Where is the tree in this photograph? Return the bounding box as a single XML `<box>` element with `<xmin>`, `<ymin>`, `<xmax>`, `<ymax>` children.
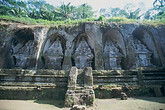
<box><xmin>75</xmin><ymin>3</ymin><xmax>94</xmax><ymax>19</ymax></box>
<box><xmin>123</xmin><ymin>3</ymin><xmax>142</xmax><ymax>19</ymax></box>
<box><xmin>27</xmin><ymin>0</ymin><xmax>56</xmax><ymax>20</ymax></box>
<box><xmin>153</xmin><ymin>0</ymin><xmax>165</xmax><ymax>19</ymax></box>
<box><xmin>99</xmin><ymin>3</ymin><xmax>142</xmax><ymax>19</ymax></box>
<box><xmin>0</xmin><ymin>0</ymin><xmax>28</xmax><ymax>17</ymax></box>
<box><xmin>153</xmin><ymin>0</ymin><xmax>165</xmax><ymax>8</ymax></box>
<box><xmin>98</xmin><ymin>15</ymin><xmax>105</xmax><ymax>21</ymax></box>
<box><xmin>99</xmin><ymin>8</ymin><xmax>106</xmax><ymax>17</ymax></box>
<box><xmin>145</xmin><ymin>0</ymin><xmax>165</xmax><ymax>19</ymax></box>
<box><xmin>108</xmin><ymin>8</ymin><xmax>128</xmax><ymax>17</ymax></box>
<box><xmin>54</xmin><ymin>2</ymin><xmax>76</xmax><ymax>20</ymax></box>
<box><xmin>0</xmin><ymin>0</ymin><xmax>94</xmax><ymax>21</ymax></box>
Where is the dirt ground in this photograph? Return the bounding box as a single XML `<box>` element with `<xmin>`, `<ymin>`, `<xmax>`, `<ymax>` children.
<box><xmin>0</xmin><ymin>97</ymin><xmax>165</xmax><ymax>110</ymax></box>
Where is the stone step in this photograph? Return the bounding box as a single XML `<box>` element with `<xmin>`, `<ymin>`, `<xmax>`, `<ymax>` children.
<box><xmin>143</xmin><ymin>77</ymin><xmax>165</xmax><ymax>80</ymax></box>
<box><xmin>93</xmin><ymin>82</ymin><xmax>138</xmax><ymax>85</ymax></box>
<box><xmin>93</xmin><ymin>75</ymin><xmax>137</xmax><ymax>78</ymax></box>
<box><xmin>67</xmin><ymin>90</ymin><xmax>93</xmax><ymax>94</ymax></box>
<box><xmin>143</xmin><ymin>80</ymin><xmax>165</xmax><ymax>85</ymax></box>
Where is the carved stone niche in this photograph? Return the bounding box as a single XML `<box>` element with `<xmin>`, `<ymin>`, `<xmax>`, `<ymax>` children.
<box><xmin>103</xmin><ymin>41</ymin><xmax>123</xmax><ymax>70</ymax></box>
<box><xmin>134</xmin><ymin>39</ymin><xmax>153</xmax><ymax>67</ymax></box>
<box><xmin>11</xmin><ymin>29</ymin><xmax>36</xmax><ymax>69</ymax></box>
<box><xmin>42</xmin><ymin>37</ymin><xmax>64</xmax><ymax>69</ymax></box>
<box><xmin>72</xmin><ymin>37</ymin><xmax>94</xmax><ymax>69</ymax></box>
<box><xmin>42</xmin><ymin>36</ymin><xmax>64</xmax><ymax>70</ymax></box>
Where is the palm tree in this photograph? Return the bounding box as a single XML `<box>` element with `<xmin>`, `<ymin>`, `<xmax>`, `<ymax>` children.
<box><xmin>54</xmin><ymin>2</ymin><xmax>76</xmax><ymax>20</ymax></box>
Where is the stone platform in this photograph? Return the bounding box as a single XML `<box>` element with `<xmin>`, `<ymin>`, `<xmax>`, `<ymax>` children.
<box><xmin>65</xmin><ymin>67</ymin><xmax>95</xmax><ymax>107</ymax></box>
<box><xmin>0</xmin><ymin>68</ymin><xmax>165</xmax><ymax>100</ymax></box>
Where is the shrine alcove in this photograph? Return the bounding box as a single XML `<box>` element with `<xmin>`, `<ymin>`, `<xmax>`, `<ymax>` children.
<box><xmin>11</xmin><ymin>28</ymin><xmax>36</xmax><ymax>69</ymax></box>
<box><xmin>72</xmin><ymin>33</ymin><xmax>95</xmax><ymax>69</ymax></box>
<box><xmin>41</xmin><ymin>33</ymin><xmax>66</xmax><ymax>69</ymax></box>
<box><xmin>132</xmin><ymin>27</ymin><xmax>161</xmax><ymax>67</ymax></box>
<box><xmin>102</xmin><ymin>29</ymin><xmax>126</xmax><ymax>70</ymax></box>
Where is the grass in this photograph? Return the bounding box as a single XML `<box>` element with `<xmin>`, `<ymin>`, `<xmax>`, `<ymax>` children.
<box><xmin>0</xmin><ymin>15</ymin><xmax>97</xmax><ymax>26</ymax></box>
<box><xmin>142</xmin><ymin>18</ymin><xmax>165</xmax><ymax>26</ymax></box>
<box><xmin>108</xmin><ymin>17</ymin><xmax>136</xmax><ymax>23</ymax></box>
<box><xmin>0</xmin><ymin>15</ymin><xmax>165</xmax><ymax>27</ymax></box>
<box><xmin>0</xmin><ymin>15</ymin><xmax>60</xmax><ymax>25</ymax></box>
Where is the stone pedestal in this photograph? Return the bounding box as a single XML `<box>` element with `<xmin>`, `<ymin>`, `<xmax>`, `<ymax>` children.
<box><xmin>84</xmin><ymin>67</ymin><xmax>93</xmax><ymax>88</ymax></box>
<box><xmin>65</xmin><ymin>67</ymin><xmax>95</xmax><ymax>107</ymax></box>
<box><xmin>68</xmin><ymin>67</ymin><xmax>78</xmax><ymax>89</ymax></box>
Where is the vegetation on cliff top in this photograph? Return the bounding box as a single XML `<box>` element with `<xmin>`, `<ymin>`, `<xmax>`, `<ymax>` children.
<box><xmin>0</xmin><ymin>15</ymin><xmax>165</xmax><ymax>27</ymax></box>
<box><xmin>0</xmin><ymin>0</ymin><xmax>164</xmax><ymax>26</ymax></box>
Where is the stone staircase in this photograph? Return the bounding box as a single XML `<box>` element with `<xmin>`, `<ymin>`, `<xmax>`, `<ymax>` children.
<box><xmin>142</xmin><ymin>69</ymin><xmax>165</xmax><ymax>85</ymax></box>
<box><xmin>65</xmin><ymin>67</ymin><xmax>95</xmax><ymax>107</ymax></box>
<box><xmin>0</xmin><ymin>68</ymin><xmax>164</xmax><ymax>100</ymax></box>
<box><xmin>92</xmin><ymin>70</ymin><xmax>138</xmax><ymax>85</ymax></box>
<box><xmin>142</xmin><ymin>69</ymin><xmax>165</xmax><ymax>96</ymax></box>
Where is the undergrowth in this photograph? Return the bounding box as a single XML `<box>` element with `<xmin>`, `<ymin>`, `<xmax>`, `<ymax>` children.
<box><xmin>0</xmin><ymin>15</ymin><xmax>165</xmax><ymax>27</ymax></box>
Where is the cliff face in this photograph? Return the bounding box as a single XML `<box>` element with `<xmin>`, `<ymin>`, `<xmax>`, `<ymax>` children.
<box><xmin>0</xmin><ymin>22</ymin><xmax>164</xmax><ymax>70</ymax></box>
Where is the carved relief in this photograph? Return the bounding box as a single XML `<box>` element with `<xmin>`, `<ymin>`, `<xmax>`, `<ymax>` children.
<box><xmin>42</xmin><ymin>37</ymin><xmax>64</xmax><ymax>69</ymax></box>
<box><xmin>72</xmin><ymin>37</ymin><xmax>94</xmax><ymax>69</ymax></box>
<box><xmin>103</xmin><ymin>41</ymin><xmax>123</xmax><ymax>70</ymax></box>
<box><xmin>134</xmin><ymin>39</ymin><xmax>153</xmax><ymax>67</ymax></box>
<box><xmin>11</xmin><ymin>39</ymin><xmax>37</xmax><ymax>69</ymax></box>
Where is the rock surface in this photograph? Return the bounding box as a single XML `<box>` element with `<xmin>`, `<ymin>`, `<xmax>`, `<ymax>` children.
<box><xmin>65</xmin><ymin>67</ymin><xmax>95</xmax><ymax>107</ymax></box>
<box><xmin>0</xmin><ymin>22</ymin><xmax>165</xmax><ymax>70</ymax></box>
<box><xmin>70</xmin><ymin>105</ymin><xmax>86</xmax><ymax>110</ymax></box>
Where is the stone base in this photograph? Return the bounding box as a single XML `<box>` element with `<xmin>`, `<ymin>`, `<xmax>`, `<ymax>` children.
<box><xmin>70</xmin><ymin>105</ymin><xmax>86</xmax><ymax>110</ymax></box>
<box><xmin>65</xmin><ymin>88</ymin><xmax>95</xmax><ymax>107</ymax></box>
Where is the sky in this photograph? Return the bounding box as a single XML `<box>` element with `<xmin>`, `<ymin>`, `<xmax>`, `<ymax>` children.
<box><xmin>45</xmin><ymin>0</ymin><xmax>154</xmax><ymax>12</ymax></box>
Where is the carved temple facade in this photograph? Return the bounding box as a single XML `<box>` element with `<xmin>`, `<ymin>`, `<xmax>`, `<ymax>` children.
<box><xmin>0</xmin><ymin>22</ymin><xmax>164</xmax><ymax>70</ymax></box>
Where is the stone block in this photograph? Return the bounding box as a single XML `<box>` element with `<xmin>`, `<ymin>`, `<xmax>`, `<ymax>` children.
<box><xmin>121</xmin><ymin>92</ymin><xmax>127</xmax><ymax>100</ymax></box>
<box><xmin>154</xmin><ymin>86</ymin><xmax>162</xmax><ymax>97</ymax></box>
<box><xmin>65</xmin><ymin>67</ymin><xmax>95</xmax><ymax>107</ymax></box>
<box><xmin>84</xmin><ymin>67</ymin><xmax>93</xmax><ymax>87</ymax></box>
<box><xmin>70</xmin><ymin>105</ymin><xmax>86</xmax><ymax>110</ymax></box>
<box><xmin>68</xmin><ymin>67</ymin><xmax>78</xmax><ymax>88</ymax></box>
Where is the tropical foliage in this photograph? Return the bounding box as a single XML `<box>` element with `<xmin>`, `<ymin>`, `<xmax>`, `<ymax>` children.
<box><xmin>0</xmin><ymin>0</ymin><xmax>94</xmax><ymax>21</ymax></box>
<box><xmin>0</xmin><ymin>0</ymin><xmax>164</xmax><ymax>23</ymax></box>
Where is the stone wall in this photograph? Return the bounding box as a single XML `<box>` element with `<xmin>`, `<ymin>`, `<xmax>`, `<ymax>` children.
<box><xmin>0</xmin><ymin>68</ymin><xmax>164</xmax><ymax>86</ymax></box>
<box><xmin>0</xmin><ymin>22</ymin><xmax>165</xmax><ymax>70</ymax></box>
<box><xmin>0</xmin><ymin>68</ymin><xmax>164</xmax><ymax>99</ymax></box>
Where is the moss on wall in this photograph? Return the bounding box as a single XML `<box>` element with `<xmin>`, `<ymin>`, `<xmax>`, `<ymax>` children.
<box><xmin>0</xmin><ymin>87</ymin><xmax>67</xmax><ymax>100</ymax></box>
<box><xmin>94</xmin><ymin>85</ymin><xmax>155</xmax><ymax>99</ymax></box>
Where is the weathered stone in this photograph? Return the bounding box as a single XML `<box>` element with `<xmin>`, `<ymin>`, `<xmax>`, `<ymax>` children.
<box><xmin>84</xmin><ymin>67</ymin><xmax>93</xmax><ymax>88</ymax></box>
<box><xmin>153</xmin><ymin>86</ymin><xmax>162</xmax><ymax>97</ymax></box>
<box><xmin>72</xmin><ymin>38</ymin><xmax>94</xmax><ymax>69</ymax></box>
<box><xmin>65</xmin><ymin>67</ymin><xmax>95</xmax><ymax>107</ymax></box>
<box><xmin>42</xmin><ymin>37</ymin><xmax>64</xmax><ymax>69</ymax></box>
<box><xmin>121</xmin><ymin>92</ymin><xmax>127</xmax><ymax>100</ymax></box>
<box><xmin>70</xmin><ymin>105</ymin><xmax>86</xmax><ymax>110</ymax></box>
<box><xmin>0</xmin><ymin>22</ymin><xmax>165</xmax><ymax>70</ymax></box>
<box><xmin>68</xmin><ymin>67</ymin><xmax>78</xmax><ymax>88</ymax></box>
<box><xmin>103</xmin><ymin>40</ymin><xmax>123</xmax><ymax>70</ymax></box>
<box><xmin>11</xmin><ymin>40</ymin><xmax>37</xmax><ymax>69</ymax></box>
<box><xmin>134</xmin><ymin>39</ymin><xmax>153</xmax><ymax>67</ymax></box>
<box><xmin>10</xmin><ymin>27</ymin><xmax>48</xmax><ymax>69</ymax></box>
